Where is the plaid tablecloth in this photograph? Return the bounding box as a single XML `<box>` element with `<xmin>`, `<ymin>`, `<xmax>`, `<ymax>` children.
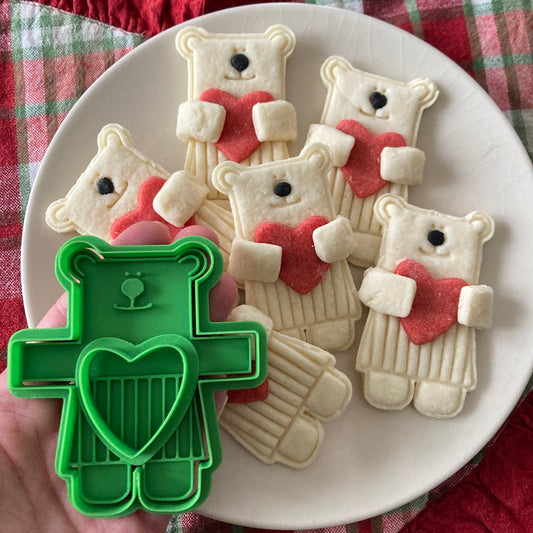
<box><xmin>1</xmin><ymin>0</ymin><xmax>531</xmax><ymax>531</ymax></box>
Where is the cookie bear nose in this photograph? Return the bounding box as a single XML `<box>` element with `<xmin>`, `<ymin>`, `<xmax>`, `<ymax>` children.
<box><xmin>231</xmin><ymin>53</ymin><xmax>249</xmax><ymax>72</ymax></box>
<box><xmin>96</xmin><ymin>177</ymin><xmax>114</xmax><ymax>195</ymax></box>
<box><xmin>369</xmin><ymin>91</ymin><xmax>387</xmax><ymax>109</ymax></box>
<box><xmin>427</xmin><ymin>229</ymin><xmax>445</xmax><ymax>246</ymax></box>
<box><xmin>274</xmin><ymin>182</ymin><xmax>292</xmax><ymax>197</ymax></box>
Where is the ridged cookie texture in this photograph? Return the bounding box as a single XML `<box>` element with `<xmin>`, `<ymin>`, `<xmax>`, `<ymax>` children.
<box><xmin>221</xmin><ymin>306</ymin><xmax>352</xmax><ymax>468</ymax></box>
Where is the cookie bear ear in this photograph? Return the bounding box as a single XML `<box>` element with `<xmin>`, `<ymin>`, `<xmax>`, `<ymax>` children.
<box><xmin>212</xmin><ymin>161</ymin><xmax>242</xmax><ymax>195</ymax></box>
<box><xmin>264</xmin><ymin>25</ymin><xmax>295</xmax><ymax>57</ymax></box>
<box><xmin>466</xmin><ymin>211</ymin><xmax>495</xmax><ymax>243</ymax></box>
<box><xmin>374</xmin><ymin>193</ymin><xmax>407</xmax><ymax>225</ymax></box>
<box><xmin>45</xmin><ymin>198</ymin><xmax>75</xmax><ymax>232</ymax></box>
<box><xmin>321</xmin><ymin>55</ymin><xmax>353</xmax><ymax>85</ymax></box>
<box><xmin>96</xmin><ymin>123</ymin><xmax>133</xmax><ymax>151</ymax></box>
<box><xmin>408</xmin><ymin>78</ymin><xmax>439</xmax><ymax>108</ymax></box>
<box><xmin>300</xmin><ymin>143</ymin><xmax>332</xmax><ymax>173</ymax></box>
<box><xmin>176</xmin><ymin>26</ymin><xmax>208</xmax><ymax>58</ymax></box>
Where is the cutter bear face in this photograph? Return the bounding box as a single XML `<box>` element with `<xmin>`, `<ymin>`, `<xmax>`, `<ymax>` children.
<box><xmin>212</xmin><ymin>143</ymin><xmax>333</xmax><ymax>239</ymax></box>
<box><xmin>177</xmin><ymin>25</ymin><xmax>295</xmax><ymax>99</ymax></box>
<box><xmin>374</xmin><ymin>194</ymin><xmax>495</xmax><ymax>283</ymax></box>
<box><xmin>321</xmin><ymin>56</ymin><xmax>438</xmax><ymax>143</ymax></box>
<box><xmin>45</xmin><ymin>124</ymin><xmax>169</xmax><ymax>241</ymax></box>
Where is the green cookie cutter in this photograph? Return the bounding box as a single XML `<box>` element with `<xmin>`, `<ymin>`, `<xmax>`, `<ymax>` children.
<box><xmin>8</xmin><ymin>235</ymin><xmax>267</xmax><ymax>517</ymax></box>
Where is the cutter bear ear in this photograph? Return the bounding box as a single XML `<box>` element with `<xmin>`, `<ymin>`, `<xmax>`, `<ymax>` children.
<box><xmin>300</xmin><ymin>143</ymin><xmax>332</xmax><ymax>173</ymax></box>
<box><xmin>320</xmin><ymin>55</ymin><xmax>353</xmax><ymax>85</ymax></box>
<box><xmin>466</xmin><ymin>211</ymin><xmax>495</xmax><ymax>242</ymax></box>
<box><xmin>374</xmin><ymin>194</ymin><xmax>407</xmax><ymax>225</ymax></box>
<box><xmin>96</xmin><ymin>123</ymin><xmax>133</xmax><ymax>151</ymax></box>
<box><xmin>176</xmin><ymin>26</ymin><xmax>209</xmax><ymax>58</ymax></box>
<box><xmin>408</xmin><ymin>78</ymin><xmax>439</xmax><ymax>108</ymax></box>
<box><xmin>212</xmin><ymin>161</ymin><xmax>242</xmax><ymax>195</ymax></box>
<box><xmin>264</xmin><ymin>25</ymin><xmax>295</xmax><ymax>57</ymax></box>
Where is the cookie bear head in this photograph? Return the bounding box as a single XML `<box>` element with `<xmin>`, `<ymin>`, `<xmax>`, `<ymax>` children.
<box><xmin>320</xmin><ymin>56</ymin><xmax>438</xmax><ymax>144</ymax></box>
<box><xmin>46</xmin><ymin>124</ymin><xmax>169</xmax><ymax>242</ymax></box>
<box><xmin>176</xmin><ymin>25</ymin><xmax>295</xmax><ymax>100</ymax></box>
<box><xmin>374</xmin><ymin>194</ymin><xmax>494</xmax><ymax>284</ymax></box>
<box><xmin>212</xmin><ymin>143</ymin><xmax>333</xmax><ymax>239</ymax></box>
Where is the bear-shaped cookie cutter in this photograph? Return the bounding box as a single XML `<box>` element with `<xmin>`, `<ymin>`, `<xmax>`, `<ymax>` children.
<box><xmin>8</xmin><ymin>235</ymin><xmax>267</xmax><ymax>516</ymax></box>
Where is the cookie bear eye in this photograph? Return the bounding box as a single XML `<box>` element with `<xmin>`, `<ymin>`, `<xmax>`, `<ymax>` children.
<box><xmin>96</xmin><ymin>177</ymin><xmax>114</xmax><ymax>195</ymax></box>
<box><xmin>427</xmin><ymin>229</ymin><xmax>445</xmax><ymax>246</ymax></box>
<box><xmin>274</xmin><ymin>182</ymin><xmax>292</xmax><ymax>197</ymax></box>
<box><xmin>369</xmin><ymin>91</ymin><xmax>387</xmax><ymax>109</ymax></box>
<box><xmin>231</xmin><ymin>53</ymin><xmax>249</xmax><ymax>72</ymax></box>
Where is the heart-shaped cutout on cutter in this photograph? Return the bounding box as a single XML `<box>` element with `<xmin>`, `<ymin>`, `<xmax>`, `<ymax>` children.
<box><xmin>76</xmin><ymin>335</ymin><xmax>199</xmax><ymax>465</ymax></box>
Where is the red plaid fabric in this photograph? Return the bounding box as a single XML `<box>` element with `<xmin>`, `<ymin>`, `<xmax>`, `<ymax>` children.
<box><xmin>0</xmin><ymin>1</ymin><xmax>531</xmax><ymax>532</ymax></box>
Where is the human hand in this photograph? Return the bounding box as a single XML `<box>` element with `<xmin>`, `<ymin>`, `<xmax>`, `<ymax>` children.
<box><xmin>0</xmin><ymin>222</ymin><xmax>238</xmax><ymax>533</ymax></box>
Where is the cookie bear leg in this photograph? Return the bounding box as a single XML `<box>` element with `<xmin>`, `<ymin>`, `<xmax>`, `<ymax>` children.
<box><xmin>305</xmin><ymin>367</ymin><xmax>352</xmax><ymax>419</ymax></box>
<box><xmin>413</xmin><ymin>381</ymin><xmax>467</xmax><ymax>418</ymax></box>
<box><xmin>363</xmin><ymin>370</ymin><xmax>414</xmax><ymax>410</ymax></box>
<box><xmin>306</xmin><ymin>317</ymin><xmax>355</xmax><ymax>352</ymax></box>
<box><xmin>277</xmin><ymin>413</ymin><xmax>324</xmax><ymax>466</ymax></box>
<box><xmin>221</xmin><ymin>401</ymin><xmax>324</xmax><ymax>468</ymax></box>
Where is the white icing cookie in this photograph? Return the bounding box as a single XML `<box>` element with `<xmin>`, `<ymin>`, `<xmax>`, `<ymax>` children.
<box><xmin>212</xmin><ymin>143</ymin><xmax>361</xmax><ymax>352</ymax></box>
<box><xmin>46</xmin><ymin>124</ymin><xmax>169</xmax><ymax>241</ymax></box>
<box><xmin>307</xmin><ymin>56</ymin><xmax>438</xmax><ymax>267</ymax></box>
<box><xmin>356</xmin><ymin>194</ymin><xmax>494</xmax><ymax>418</ymax></box>
<box><xmin>175</xmin><ymin>25</ymin><xmax>297</xmax><ymax>203</ymax></box>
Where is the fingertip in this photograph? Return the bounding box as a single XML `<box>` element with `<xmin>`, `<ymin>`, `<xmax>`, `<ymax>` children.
<box><xmin>175</xmin><ymin>225</ymin><xmax>220</xmax><ymax>246</ymax></box>
<box><xmin>37</xmin><ymin>292</ymin><xmax>68</xmax><ymax>328</ymax></box>
<box><xmin>209</xmin><ymin>272</ymin><xmax>239</xmax><ymax>322</ymax></box>
<box><xmin>112</xmin><ymin>221</ymin><xmax>171</xmax><ymax>245</ymax></box>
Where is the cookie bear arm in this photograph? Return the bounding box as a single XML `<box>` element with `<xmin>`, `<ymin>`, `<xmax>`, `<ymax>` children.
<box><xmin>153</xmin><ymin>171</ymin><xmax>209</xmax><ymax>227</ymax></box>
<box><xmin>228</xmin><ymin>238</ymin><xmax>282</xmax><ymax>283</ymax></box>
<box><xmin>458</xmin><ymin>284</ymin><xmax>493</xmax><ymax>328</ymax></box>
<box><xmin>313</xmin><ymin>216</ymin><xmax>355</xmax><ymax>263</ymax></box>
<box><xmin>306</xmin><ymin>124</ymin><xmax>355</xmax><ymax>167</ymax></box>
<box><xmin>176</xmin><ymin>100</ymin><xmax>226</xmax><ymax>142</ymax></box>
<box><xmin>380</xmin><ymin>146</ymin><xmax>426</xmax><ymax>186</ymax></box>
<box><xmin>358</xmin><ymin>267</ymin><xmax>417</xmax><ymax>317</ymax></box>
<box><xmin>252</xmin><ymin>100</ymin><xmax>297</xmax><ymax>142</ymax></box>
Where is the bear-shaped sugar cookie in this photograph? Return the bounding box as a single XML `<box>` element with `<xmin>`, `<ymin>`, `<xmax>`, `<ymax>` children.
<box><xmin>307</xmin><ymin>56</ymin><xmax>438</xmax><ymax>267</ymax></box>
<box><xmin>356</xmin><ymin>194</ymin><xmax>494</xmax><ymax>418</ymax></box>
<box><xmin>46</xmin><ymin>124</ymin><xmax>169</xmax><ymax>241</ymax></box>
<box><xmin>220</xmin><ymin>305</ymin><xmax>352</xmax><ymax>468</ymax></box>
<box><xmin>212</xmin><ymin>143</ymin><xmax>361</xmax><ymax>352</ymax></box>
<box><xmin>175</xmin><ymin>25</ymin><xmax>297</xmax><ymax>204</ymax></box>
<box><xmin>45</xmin><ymin>124</ymin><xmax>235</xmax><ymax>265</ymax></box>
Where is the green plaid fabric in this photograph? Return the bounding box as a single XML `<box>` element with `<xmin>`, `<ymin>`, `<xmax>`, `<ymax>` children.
<box><xmin>9</xmin><ymin>0</ymin><xmax>143</xmax><ymax>217</ymax></box>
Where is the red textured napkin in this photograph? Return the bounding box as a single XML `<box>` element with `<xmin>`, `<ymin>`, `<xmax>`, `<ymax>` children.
<box><xmin>0</xmin><ymin>1</ymin><xmax>531</xmax><ymax>532</ymax></box>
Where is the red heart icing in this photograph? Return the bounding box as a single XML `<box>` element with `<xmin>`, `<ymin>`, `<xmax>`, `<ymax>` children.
<box><xmin>337</xmin><ymin>120</ymin><xmax>406</xmax><ymax>198</ymax></box>
<box><xmin>394</xmin><ymin>259</ymin><xmax>468</xmax><ymax>345</ymax></box>
<box><xmin>255</xmin><ymin>216</ymin><xmax>330</xmax><ymax>295</ymax></box>
<box><xmin>227</xmin><ymin>361</ymin><xmax>269</xmax><ymax>403</ymax></box>
<box><xmin>200</xmin><ymin>89</ymin><xmax>274</xmax><ymax>162</ymax></box>
<box><xmin>110</xmin><ymin>176</ymin><xmax>194</xmax><ymax>240</ymax></box>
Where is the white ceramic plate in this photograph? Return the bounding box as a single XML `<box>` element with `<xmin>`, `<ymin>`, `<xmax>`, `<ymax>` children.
<box><xmin>22</xmin><ymin>3</ymin><xmax>533</xmax><ymax>529</ymax></box>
